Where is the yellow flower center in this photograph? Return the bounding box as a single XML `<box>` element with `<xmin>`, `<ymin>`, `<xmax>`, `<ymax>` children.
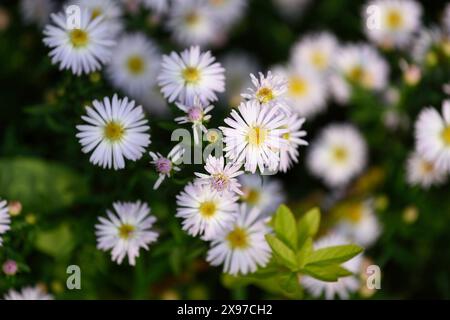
<box><xmin>289</xmin><ymin>76</ymin><xmax>309</xmax><ymax>97</ymax></box>
<box><xmin>91</xmin><ymin>8</ymin><xmax>102</xmax><ymax>20</ymax></box>
<box><xmin>311</xmin><ymin>51</ymin><xmax>327</xmax><ymax>70</ymax></box>
<box><xmin>248</xmin><ymin>126</ymin><xmax>268</xmax><ymax>146</ymax></box>
<box><xmin>199</xmin><ymin>201</ymin><xmax>217</xmax><ymax>218</ymax></box>
<box><xmin>332</xmin><ymin>146</ymin><xmax>348</xmax><ymax>163</ymax></box>
<box><xmin>243</xmin><ymin>189</ymin><xmax>260</xmax><ymax>205</ymax></box>
<box><xmin>348</xmin><ymin>65</ymin><xmax>364</xmax><ymax>83</ymax></box>
<box><xmin>104</xmin><ymin>121</ymin><xmax>125</xmax><ymax>142</ymax></box>
<box><xmin>282</xmin><ymin>132</ymin><xmax>291</xmax><ymax>140</ymax></box>
<box><xmin>347</xmin><ymin>203</ymin><xmax>364</xmax><ymax>223</ymax></box>
<box><xmin>227</xmin><ymin>227</ymin><xmax>249</xmax><ymax>249</ymax></box>
<box><xmin>256</xmin><ymin>87</ymin><xmax>274</xmax><ymax>104</ymax></box>
<box><xmin>118</xmin><ymin>224</ymin><xmax>135</xmax><ymax>239</ymax></box>
<box><xmin>69</xmin><ymin>29</ymin><xmax>89</xmax><ymax>48</ymax></box>
<box><xmin>185</xmin><ymin>11</ymin><xmax>200</xmax><ymax>26</ymax></box>
<box><xmin>182</xmin><ymin>67</ymin><xmax>200</xmax><ymax>84</ymax></box>
<box><xmin>127</xmin><ymin>55</ymin><xmax>145</xmax><ymax>75</ymax></box>
<box><xmin>441</xmin><ymin>126</ymin><xmax>450</xmax><ymax>146</ymax></box>
<box><xmin>385</xmin><ymin>9</ymin><xmax>403</xmax><ymax>30</ymax></box>
<box><xmin>421</xmin><ymin>161</ymin><xmax>434</xmax><ymax>174</ymax></box>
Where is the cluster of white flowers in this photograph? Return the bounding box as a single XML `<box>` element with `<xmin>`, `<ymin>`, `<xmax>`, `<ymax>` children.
<box><xmin>0</xmin><ymin>199</ymin><xmax>11</xmax><ymax>247</ymax></box>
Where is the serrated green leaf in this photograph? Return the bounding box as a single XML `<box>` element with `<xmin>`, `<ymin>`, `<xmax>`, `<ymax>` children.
<box><xmin>297</xmin><ymin>207</ymin><xmax>321</xmax><ymax>248</ymax></box>
<box><xmin>297</xmin><ymin>237</ymin><xmax>313</xmax><ymax>268</ymax></box>
<box><xmin>302</xmin><ymin>264</ymin><xmax>353</xmax><ymax>282</ymax></box>
<box><xmin>274</xmin><ymin>204</ymin><xmax>298</xmax><ymax>250</ymax></box>
<box><xmin>265</xmin><ymin>234</ymin><xmax>298</xmax><ymax>271</ymax></box>
<box><xmin>305</xmin><ymin>244</ymin><xmax>363</xmax><ymax>267</ymax></box>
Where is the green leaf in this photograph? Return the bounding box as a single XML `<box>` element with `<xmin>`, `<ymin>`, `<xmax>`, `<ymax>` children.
<box><xmin>297</xmin><ymin>237</ymin><xmax>313</xmax><ymax>268</ymax></box>
<box><xmin>265</xmin><ymin>234</ymin><xmax>298</xmax><ymax>271</ymax></box>
<box><xmin>297</xmin><ymin>207</ymin><xmax>320</xmax><ymax>248</ymax></box>
<box><xmin>274</xmin><ymin>204</ymin><xmax>298</xmax><ymax>250</ymax></box>
<box><xmin>305</xmin><ymin>244</ymin><xmax>364</xmax><ymax>267</ymax></box>
<box><xmin>35</xmin><ymin>224</ymin><xmax>75</xmax><ymax>259</ymax></box>
<box><xmin>279</xmin><ymin>273</ymin><xmax>299</xmax><ymax>294</ymax></box>
<box><xmin>302</xmin><ymin>264</ymin><xmax>353</xmax><ymax>282</ymax></box>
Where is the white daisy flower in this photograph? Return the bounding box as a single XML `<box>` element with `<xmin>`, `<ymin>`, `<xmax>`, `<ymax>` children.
<box><xmin>96</xmin><ymin>201</ymin><xmax>159</xmax><ymax>266</ymax></box>
<box><xmin>0</xmin><ymin>199</ymin><xmax>11</xmax><ymax>247</ymax></box>
<box><xmin>363</xmin><ymin>0</ymin><xmax>422</xmax><ymax>49</ymax></box>
<box><xmin>242</xmin><ymin>71</ymin><xmax>289</xmax><ymax>112</ymax></box>
<box><xmin>175</xmin><ymin>97</ymin><xmax>214</xmax><ymax>144</ymax></box>
<box><xmin>239</xmin><ymin>174</ymin><xmax>286</xmax><ymax>217</ymax></box>
<box><xmin>4</xmin><ymin>286</ymin><xmax>53</xmax><ymax>300</ymax></box>
<box><xmin>43</xmin><ymin>9</ymin><xmax>116</xmax><ymax>76</ymax></box>
<box><xmin>411</xmin><ymin>28</ymin><xmax>449</xmax><ymax>65</ymax></box>
<box><xmin>333</xmin><ymin>201</ymin><xmax>381</xmax><ymax>247</ymax></box>
<box><xmin>278</xmin><ymin>114</ymin><xmax>308</xmax><ymax>172</ymax></box>
<box><xmin>106</xmin><ymin>33</ymin><xmax>160</xmax><ymax>98</ymax></box>
<box><xmin>220</xmin><ymin>100</ymin><xmax>289</xmax><ymax>174</ymax></box>
<box><xmin>290</xmin><ymin>32</ymin><xmax>338</xmax><ymax>74</ymax></box>
<box><xmin>195</xmin><ymin>155</ymin><xmax>244</xmax><ymax>194</ymax></box>
<box><xmin>20</xmin><ymin>0</ymin><xmax>54</xmax><ymax>27</ymax></box>
<box><xmin>335</xmin><ymin>44</ymin><xmax>389</xmax><ymax>92</ymax></box>
<box><xmin>76</xmin><ymin>94</ymin><xmax>151</xmax><ymax>170</ymax></box>
<box><xmin>406</xmin><ymin>152</ymin><xmax>447</xmax><ymax>188</ymax></box>
<box><xmin>149</xmin><ymin>144</ymin><xmax>185</xmax><ymax>190</ymax></box>
<box><xmin>167</xmin><ymin>0</ymin><xmax>219</xmax><ymax>47</ymax></box>
<box><xmin>274</xmin><ymin>65</ymin><xmax>327</xmax><ymax>118</ymax></box>
<box><xmin>415</xmin><ymin>100</ymin><xmax>450</xmax><ymax>172</ymax></box>
<box><xmin>206</xmin><ymin>0</ymin><xmax>247</xmax><ymax>28</ymax></box>
<box><xmin>301</xmin><ymin>233</ymin><xmax>362</xmax><ymax>300</ymax></box>
<box><xmin>176</xmin><ymin>183</ymin><xmax>239</xmax><ymax>240</ymax></box>
<box><xmin>158</xmin><ymin>46</ymin><xmax>225</xmax><ymax>105</ymax></box>
<box><xmin>207</xmin><ymin>204</ymin><xmax>272</xmax><ymax>275</ymax></box>
<box><xmin>143</xmin><ymin>0</ymin><xmax>170</xmax><ymax>15</ymax></box>
<box><xmin>307</xmin><ymin>124</ymin><xmax>368</xmax><ymax>188</ymax></box>
<box><xmin>221</xmin><ymin>52</ymin><xmax>259</xmax><ymax>107</ymax></box>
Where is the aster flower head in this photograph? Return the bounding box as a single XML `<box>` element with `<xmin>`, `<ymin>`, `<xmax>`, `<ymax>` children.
<box><xmin>207</xmin><ymin>204</ymin><xmax>272</xmax><ymax>275</ymax></box>
<box><xmin>195</xmin><ymin>155</ymin><xmax>244</xmax><ymax>194</ymax></box>
<box><xmin>76</xmin><ymin>94</ymin><xmax>151</xmax><ymax>170</ymax></box>
<box><xmin>71</xmin><ymin>0</ymin><xmax>124</xmax><ymax>35</ymax></box>
<box><xmin>301</xmin><ymin>234</ymin><xmax>362</xmax><ymax>300</ymax></box>
<box><xmin>158</xmin><ymin>46</ymin><xmax>225</xmax><ymax>105</ymax></box>
<box><xmin>0</xmin><ymin>199</ymin><xmax>11</xmax><ymax>246</ymax></box>
<box><xmin>242</xmin><ymin>71</ymin><xmax>289</xmax><ymax>112</ymax></box>
<box><xmin>95</xmin><ymin>201</ymin><xmax>159</xmax><ymax>266</ymax></box>
<box><xmin>415</xmin><ymin>100</ymin><xmax>450</xmax><ymax>172</ymax></box>
<box><xmin>4</xmin><ymin>286</ymin><xmax>53</xmax><ymax>300</ymax></box>
<box><xmin>175</xmin><ymin>97</ymin><xmax>214</xmax><ymax>144</ymax></box>
<box><xmin>43</xmin><ymin>8</ymin><xmax>116</xmax><ymax>75</ymax></box>
<box><xmin>176</xmin><ymin>183</ymin><xmax>239</xmax><ymax>240</ymax></box>
<box><xmin>149</xmin><ymin>144</ymin><xmax>185</xmax><ymax>190</ymax></box>
<box><xmin>107</xmin><ymin>33</ymin><xmax>161</xmax><ymax>98</ymax></box>
<box><xmin>20</xmin><ymin>0</ymin><xmax>54</xmax><ymax>27</ymax></box>
<box><xmin>406</xmin><ymin>152</ymin><xmax>447</xmax><ymax>189</ymax></box>
<box><xmin>278</xmin><ymin>114</ymin><xmax>308</xmax><ymax>172</ymax></box>
<box><xmin>207</xmin><ymin>0</ymin><xmax>247</xmax><ymax>28</ymax></box>
<box><xmin>364</xmin><ymin>0</ymin><xmax>422</xmax><ymax>49</ymax></box>
<box><xmin>307</xmin><ymin>124</ymin><xmax>368</xmax><ymax>188</ymax></box>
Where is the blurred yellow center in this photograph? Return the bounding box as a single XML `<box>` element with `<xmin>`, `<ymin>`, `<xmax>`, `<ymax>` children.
<box><xmin>119</xmin><ymin>224</ymin><xmax>135</xmax><ymax>239</ymax></box>
<box><xmin>289</xmin><ymin>77</ymin><xmax>308</xmax><ymax>97</ymax></box>
<box><xmin>256</xmin><ymin>87</ymin><xmax>274</xmax><ymax>104</ymax></box>
<box><xmin>385</xmin><ymin>10</ymin><xmax>403</xmax><ymax>29</ymax></box>
<box><xmin>248</xmin><ymin>126</ymin><xmax>267</xmax><ymax>146</ymax></box>
<box><xmin>332</xmin><ymin>146</ymin><xmax>348</xmax><ymax>163</ymax></box>
<box><xmin>104</xmin><ymin>121</ymin><xmax>125</xmax><ymax>142</ymax></box>
<box><xmin>348</xmin><ymin>66</ymin><xmax>364</xmax><ymax>83</ymax></box>
<box><xmin>311</xmin><ymin>51</ymin><xmax>327</xmax><ymax>69</ymax></box>
<box><xmin>91</xmin><ymin>8</ymin><xmax>102</xmax><ymax>19</ymax></box>
<box><xmin>282</xmin><ymin>132</ymin><xmax>291</xmax><ymax>140</ymax></box>
<box><xmin>70</xmin><ymin>29</ymin><xmax>89</xmax><ymax>48</ymax></box>
<box><xmin>347</xmin><ymin>203</ymin><xmax>364</xmax><ymax>223</ymax></box>
<box><xmin>185</xmin><ymin>12</ymin><xmax>200</xmax><ymax>26</ymax></box>
<box><xmin>227</xmin><ymin>227</ymin><xmax>249</xmax><ymax>249</ymax></box>
<box><xmin>441</xmin><ymin>126</ymin><xmax>450</xmax><ymax>145</ymax></box>
<box><xmin>182</xmin><ymin>67</ymin><xmax>200</xmax><ymax>84</ymax></box>
<box><xmin>127</xmin><ymin>55</ymin><xmax>145</xmax><ymax>75</ymax></box>
<box><xmin>244</xmin><ymin>189</ymin><xmax>260</xmax><ymax>205</ymax></box>
<box><xmin>199</xmin><ymin>201</ymin><xmax>216</xmax><ymax>218</ymax></box>
<box><xmin>421</xmin><ymin>161</ymin><xmax>434</xmax><ymax>173</ymax></box>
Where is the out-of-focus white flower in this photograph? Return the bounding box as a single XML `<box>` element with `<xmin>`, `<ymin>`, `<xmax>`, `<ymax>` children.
<box><xmin>411</xmin><ymin>28</ymin><xmax>449</xmax><ymax>66</ymax></box>
<box><xmin>301</xmin><ymin>234</ymin><xmax>362</xmax><ymax>300</ymax></box>
<box><xmin>206</xmin><ymin>0</ymin><xmax>247</xmax><ymax>28</ymax></box>
<box><xmin>175</xmin><ymin>97</ymin><xmax>214</xmax><ymax>144</ymax></box>
<box><xmin>278</xmin><ymin>114</ymin><xmax>308</xmax><ymax>172</ymax></box>
<box><xmin>272</xmin><ymin>0</ymin><xmax>310</xmax><ymax>20</ymax></box>
<box><xmin>176</xmin><ymin>183</ymin><xmax>239</xmax><ymax>240</ymax></box>
<box><xmin>76</xmin><ymin>95</ymin><xmax>151</xmax><ymax>170</ymax></box>
<box><xmin>290</xmin><ymin>32</ymin><xmax>338</xmax><ymax>74</ymax></box>
<box><xmin>195</xmin><ymin>155</ymin><xmax>244</xmax><ymax>194</ymax></box>
<box><xmin>207</xmin><ymin>204</ymin><xmax>271</xmax><ymax>275</ymax></box>
<box><xmin>307</xmin><ymin>124</ymin><xmax>367</xmax><ymax>188</ymax></box>
<box><xmin>20</xmin><ymin>0</ymin><xmax>54</xmax><ymax>27</ymax></box>
<box><xmin>239</xmin><ymin>174</ymin><xmax>286</xmax><ymax>217</ymax></box>
<box><xmin>415</xmin><ymin>100</ymin><xmax>450</xmax><ymax>172</ymax></box>
<box><xmin>363</xmin><ymin>0</ymin><xmax>422</xmax><ymax>49</ymax></box>
<box><xmin>158</xmin><ymin>46</ymin><xmax>225</xmax><ymax>105</ymax></box>
<box><xmin>0</xmin><ymin>199</ymin><xmax>11</xmax><ymax>247</ymax></box>
<box><xmin>107</xmin><ymin>33</ymin><xmax>160</xmax><ymax>98</ymax></box>
<box><xmin>96</xmin><ymin>201</ymin><xmax>159</xmax><ymax>266</ymax></box>
<box><xmin>406</xmin><ymin>152</ymin><xmax>447</xmax><ymax>188</ymax></box>
<box><xmin>138</xmin><ymin>86</ymin><xmax>169</xmax><ymax>117</ymax></box>
<box><xmin>4</xmin><ymin>286</ymin><xmax>53</xmax><ymax>300</ymax></box>
<box><xmin>274</xmin><ymin>65</ymin><xmax>327</xmax><ymax>118</ymax></box>
<box><xmin>43</xmin><ymin>9</ymin><xmax>116</xmax><ymax>75</ymax></box>
<box><xmin>220</xmin><ymin>100</ymin><xmax>288</xmax><ymax>173</ymax></box>
<box><xmin>71</xmin><ymin>0</ymin><xmax>124</xmax><ymax>35</ymax></box>
<box><xmin>149</xmin><ymin>144</ymin><xmax>185</xmax><ymax>190</ymax></box>
<box><xmin>444</xmin><ymin>3</ymin><xmax>450</xmax><ymax>33</ymax></box>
